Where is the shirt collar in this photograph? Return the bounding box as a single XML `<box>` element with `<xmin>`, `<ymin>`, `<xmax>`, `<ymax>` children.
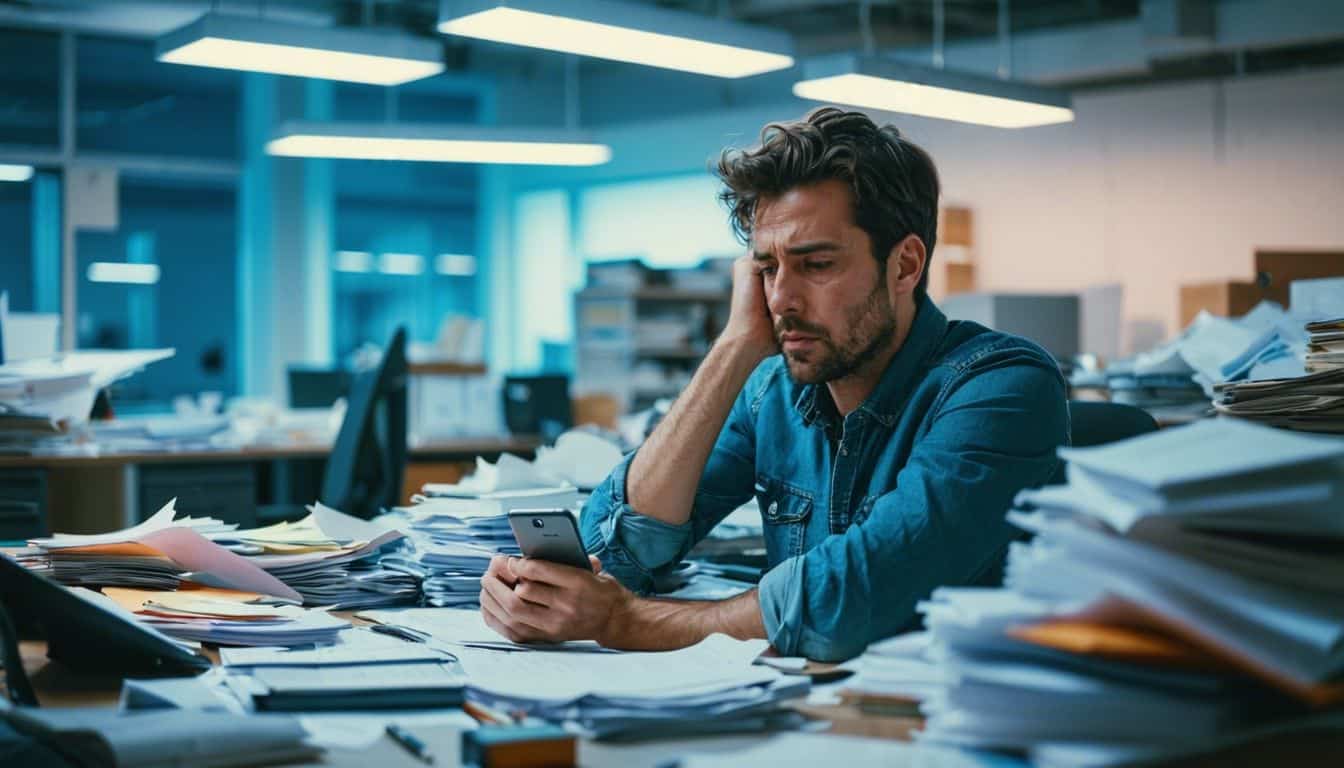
<box><xmin>794</xmin><ymin>293</ymin><xmax>948</xmax><ymax>429</ymax></box>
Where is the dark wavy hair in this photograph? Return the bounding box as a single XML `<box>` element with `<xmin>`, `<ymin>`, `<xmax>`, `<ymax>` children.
<box><xmin>716</xmin><ymin>107</ymin><xmax>941</xmax><ymax>295</ymax></box>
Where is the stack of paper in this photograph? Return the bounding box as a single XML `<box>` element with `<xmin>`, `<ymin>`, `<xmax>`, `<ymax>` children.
<box><xmin>1083</xmin><ymin>304</ymin><xmax>1312</xmax><ymax>418</ymax></box>
<box><xmin>218</xmin><ymin>504</ymin><xmax>417</xmax><ymax>610</ymax></box>
<box><xmin>1306</xmin><ymin>318</ymin><xmax>1344</xmax><ymax>373</ymax></box>
<box><xmin>838</xmin><ymin>631</ymin><xmax>941</xmax><ymax>717</ymax></box>
<box><xmin>250</xmin><ymin>661</ymin><xmax>466</xmax><ymax>711</ymax></box>
<box><xmin>461</xmin><ymin>633</ymin><xmax>808</xmax><ymax>740</ymax></box>
<box><xmin>1213</xmin><ymin>317</ymin><xmax>1344</xmax><ymax>433</ymax></box>
<box><xmin>0</xmin><ymin>349</ymin><xmax>175</xmax><ymax>453</ymax></box>
<box><xmin>530</xmin><ymin>429</ymin><xmax>625</xmax><ymax>490</ymax></box>
<box><xmin>917</xmin><ymin>419</ymin><xmax>1344</xmax><ymax>766</ymax></box>
<box><xmin>101</xmin><ymin>585</ymin><xmax>349</xmax><ymax>647</ymax></box>
<box><xmin>359</xmin><ymin>607</ymin><xmax>808</xmax><ymax>741</ymax></box>
<box><xmin>385</xmin><ymin>487</ymin><xmax>580</xmax><ymax>608</ymax></box>
<box><xmin>422</xmin><ymin>452</ymin><xmax>579</xmax><ymax>497</ymax></box>
<box><xmin>24</xmin><ymin>500</ymin><xmax>300</xmax><ymax>602</ymax></box>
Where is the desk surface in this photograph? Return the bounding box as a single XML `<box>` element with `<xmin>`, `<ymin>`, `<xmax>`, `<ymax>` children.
<box><xmin>0</xmin><ymin>435</ymin><xmax>542</xmax><ymax>469</ymax></box>
<box><xmin>11</xmin><ymin>628</ymin><xmax>1344</xmax><ymax>767</ymax></box>
<box><xmin>9</xmin><ymin>617</ymin><xmax>919</xmax><ymax>768</ymax></box>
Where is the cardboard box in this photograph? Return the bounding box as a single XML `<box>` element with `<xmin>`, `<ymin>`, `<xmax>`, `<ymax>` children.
<box><xmin>939</xmin><ymin>206</ymin><xmax>973</xmax><ymax>248</ymax></box>
<box><xmin>1178</xmin><ymin>281</ymin><xmax>1264</xmax><ymax>328</ymax></box>
<box><xmin>1254</xmin><ymin>250</ymin><xmax>1344</xmax><ymax>307</ymax></box>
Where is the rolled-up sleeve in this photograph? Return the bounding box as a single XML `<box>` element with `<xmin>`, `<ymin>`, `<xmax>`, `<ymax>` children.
<box><xmin>757</xmin><ymin>362</ymin><xmax>1068</xmax><ymax>661</ymax></box>
<box><xmin>579</xmin><ymin>371</ymin><xmax>763</xmax><ymax>594</ymax></box>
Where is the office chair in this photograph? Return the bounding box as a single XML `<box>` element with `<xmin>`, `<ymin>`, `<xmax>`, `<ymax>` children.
<box><xmin>1049</xmin><ymin>400</ymin><xmax>1160</xmax><ymax>485</ymax></box>
<box><xmin>258</xmin><ymin>327</ymin><xmax>408</xmax><ymax>524</ymax></box>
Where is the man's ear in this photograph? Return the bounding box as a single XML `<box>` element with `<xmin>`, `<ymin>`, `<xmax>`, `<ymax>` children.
<box><xmin>886</xmin><ymin>234</ymin><xmax>927</xmax><ymax>297</ymax></box>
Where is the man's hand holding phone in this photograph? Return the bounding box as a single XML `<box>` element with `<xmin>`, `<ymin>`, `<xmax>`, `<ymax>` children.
<box><xmin>478</xmin><ymin>510</ymin><xmax>631</xmax><ymax>646</ymax></box>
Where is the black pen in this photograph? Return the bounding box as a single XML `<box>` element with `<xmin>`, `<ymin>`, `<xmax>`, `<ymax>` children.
<box><xmin>385</xmin><ymin>723</ymin><xmax>435</xmax><ymax>765</ymax></box>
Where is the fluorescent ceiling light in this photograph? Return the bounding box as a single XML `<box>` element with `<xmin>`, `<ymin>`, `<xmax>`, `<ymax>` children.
<box><xmin>268</xmin><ymin>122</ymin><xmax>611</xmax><ymax>166</ymax></box>
<box><xmin>87</xmin><ymin>262</ymin><xmax>161</xmax><ymax>285</ymax></box>
<box><xmin>156</xmin><ymin>13</ymin><xmax>444</xmax><ymax>86</ymax></box>
<box><xmin>0</xmin><ymin>164</ymin><xmax>34</xmax><ymax>182</ymax></box>
<box><xmin>335</xmin><ymin>250</ymin><xmax>373</xmax><ymax>272</ymax></box>
<box><xmin>435</xmin><ymin>253</ymin><xmax>477</xmax><ymax>276</ymax></box>
<box><xmin>438</xmin><ymin>0</ymin><xmax>794</xmax><ymax>78</ymax></box>
<box><xmin>379</xmin><ymin>253</ymin><xmax>425</xmax><ymax>275</ymax></box>
<box><xmin>793</xmin><ymin>56</ymin><xmax>1073</xmax><ymax>129</ymax></box>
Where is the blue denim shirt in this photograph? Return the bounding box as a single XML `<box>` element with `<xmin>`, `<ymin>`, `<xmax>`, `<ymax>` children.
<box><xmin>579</xmin><ymin>295</ymin><xmax>1070</xmax><ymax>661</ymax></box>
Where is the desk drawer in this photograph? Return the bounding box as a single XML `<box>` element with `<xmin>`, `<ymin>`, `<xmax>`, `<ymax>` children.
<box><xmin>138</xmin><ymin>463</ymin><xmax>257</xmax><ymax>527</ymax></box>
<box><xmin>0</xmin><ymin>468</ymin><xmax>48</xmax><ymax>539</ymax></box>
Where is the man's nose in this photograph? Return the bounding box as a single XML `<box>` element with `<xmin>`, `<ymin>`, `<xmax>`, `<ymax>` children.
<box><xmin>766</xmin><ymin>265</ymin><xmax>804</xmax><ymax>317</ymax></box>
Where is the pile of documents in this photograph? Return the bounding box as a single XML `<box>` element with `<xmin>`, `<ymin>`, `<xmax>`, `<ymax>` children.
<box><xmin>1306</xmin><ymin>318</ymin><xmax>1344</xmax><ymax>372</ymax></box>
<box><xmin>0</xmin><ymin>349</ymin><xmax>174</xmax><ymax>453</ymax></box>
<box><xmin>384</xmin><ymin>483</ymin><xmax>581</xmax><ymax>608</ymax></box>
<box><xmin>212</xmin><ymin>504</ymin><xmax>417</xmax><ymax>610</ymax></box>
<box><xmin>1081</xmin><ymin>303</ymin><xmax>1312</xmax><ymax>418</ymax></box>
<box><xmin>917</xmin><ymin>419</ymin><xmax>1344</xmax><ymax>766</ymax></box>
<box><xmin>23</xmin><ymin>500</ymin><xmax>301</xmax><ymax>602</ymax></box>
<box><xmin>358</xmin><ymin>608</ymin><xmax>810</xmax><ymax>741</ymax></box>
<box><xmin>102</xmin><ymin>584</ymin><xmax>349</xmax><ymax>647</ymax></box>
<box><xmin>837</xmin><ymin>631</ymin><xmax>940</xmax><ymax>718</ymax></box>
<box><xmin>1213</xmin><ymin>316</ymin><xmax>1344</xmax><ymax>433</ymax></box>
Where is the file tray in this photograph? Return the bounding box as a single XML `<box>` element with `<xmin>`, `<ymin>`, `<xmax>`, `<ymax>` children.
<box><xmin>0</xmin><ymin>552</ymin><xmax>211</xmax><ymax>677</ymax></box>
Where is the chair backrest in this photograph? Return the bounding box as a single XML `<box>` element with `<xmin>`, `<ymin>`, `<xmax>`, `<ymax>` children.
<box><xmin>320</xmin><ymin>328</ymin><xmax>408</xmax><ymax>519</ymax></box>
<box><xmin>1051</xmin><ymin>400</ymin><xmax>1159</xmax><ymax>484</ymax></box>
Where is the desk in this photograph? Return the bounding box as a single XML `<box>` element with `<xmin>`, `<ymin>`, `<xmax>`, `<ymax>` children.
<box><xmin>9</xmin><ymin>623</ymin><xmax>921</xmax><ymax>768</ymax></box>
<box><xmin>13</xmin><ymin>629</ymin><xmax>1344</xmax><ymax>768</ymax></box>
<box><xmin>0</xmin><ymin>435</ymin><xmax>541</xmax><ymax>535</ymax></box>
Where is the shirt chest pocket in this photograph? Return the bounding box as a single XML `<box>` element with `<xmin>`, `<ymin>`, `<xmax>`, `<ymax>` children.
<box><xmin>755</xmin><ymin>475</ymin><xmax>814</xmax><ymax>561</ymax></box>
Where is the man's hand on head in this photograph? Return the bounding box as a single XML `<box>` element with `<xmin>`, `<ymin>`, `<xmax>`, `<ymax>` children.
<box><xmin>720</xmin><ymin>253</ymin><xmax>778</xmax><ymax>362</ymax></box>
<box><xmin>479</xmin><ymin>554</ymin><xmax>633</xmax><ymax>647</ymax></box>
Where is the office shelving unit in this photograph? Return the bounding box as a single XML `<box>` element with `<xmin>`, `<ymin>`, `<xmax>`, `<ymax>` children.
<box><xmin>574</xmin><ymin>278</ymin><xmax>730</xmax><ymax>411</ymax></box>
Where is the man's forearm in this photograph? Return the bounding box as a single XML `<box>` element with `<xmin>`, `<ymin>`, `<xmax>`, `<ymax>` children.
<box><xmin>600</xmin><ymin>590</ymin><xmax>766</xmax><ymax>651</ymax></box>
<box><xmin>627</xmin><ymin>335</ymin><xmax>765</xmax><ymax>526</ymax></box>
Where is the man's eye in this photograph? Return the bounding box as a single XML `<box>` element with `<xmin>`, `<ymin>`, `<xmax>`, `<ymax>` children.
<box><xmin>805</xmin><ymin>261</ymin><xmax>832</xmax><ymax>271</ymax></box>
<box><xmin>759</xmin><ymin>265</ymin><xmax>777</xmax><ymax>277</ymax></box>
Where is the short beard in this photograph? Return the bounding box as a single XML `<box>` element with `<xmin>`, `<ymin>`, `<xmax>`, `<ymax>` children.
<box><xmin>777</xmin><ymin>277</ymin><xmax>897</xmax><ymax>386</ymax></box>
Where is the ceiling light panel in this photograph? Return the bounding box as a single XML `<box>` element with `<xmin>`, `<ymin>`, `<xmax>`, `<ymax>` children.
<box><xmin>268</xmin><ymin>122</ymin><xmax>612</xmax><ymax>166</ymax></box>
<box><xmin>438</xmin><ymin>0</ymin><xmax>794</xmax><ymax>78</ymax></box>
<box><xmin>157</xmin><ymin>13</ymin><xmax>444</xmax><ymax>86</ymax></box>
<box><xmin>794</xmin><ymin>56</ymin><xmax>1074</xmax><ymax>129</ymax></box>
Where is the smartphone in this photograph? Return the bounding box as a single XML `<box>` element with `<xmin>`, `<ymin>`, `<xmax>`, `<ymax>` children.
<box><xmin>507</xmin><ymin>509</ymin><xmax>591</xmax><ymax>570</ymax></box>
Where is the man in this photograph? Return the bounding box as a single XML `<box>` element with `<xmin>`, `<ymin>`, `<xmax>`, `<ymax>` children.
<box><xmin>480</xmin><ymin>107</ymin><xmax>1069</xmax><ymax>661</ymax></box>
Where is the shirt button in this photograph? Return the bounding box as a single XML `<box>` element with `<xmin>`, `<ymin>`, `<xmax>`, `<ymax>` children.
<box><xmin>839</xmin><ymin>444</ymin><xmax>848</xmax><ymax>456</ymax></box>
<box><xmin>767</xmin><ymin>501</ymin><xmax>778</xmax><ymax>518</ymax></box>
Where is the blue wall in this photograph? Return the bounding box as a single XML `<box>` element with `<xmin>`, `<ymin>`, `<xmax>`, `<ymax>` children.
<box><xmin>76</xmin><ymin>182</ymin><xmax>238</xmax><ymax>404</ymax></box>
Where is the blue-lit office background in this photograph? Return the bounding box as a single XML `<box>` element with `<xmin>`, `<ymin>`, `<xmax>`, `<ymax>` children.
<box><xmin>0</xmin><ymin>27</ymin><xmax>487</xmax><ymax>407</ymax></box>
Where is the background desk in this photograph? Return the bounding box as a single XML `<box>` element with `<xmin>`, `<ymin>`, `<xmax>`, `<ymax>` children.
<box><xmin>0</xmin><ymin>435</ymin><xmax>541</xmax><ymax>536</ymax></box>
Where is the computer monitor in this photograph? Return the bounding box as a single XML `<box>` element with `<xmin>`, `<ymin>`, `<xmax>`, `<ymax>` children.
<box><xmin>287</xmin><ymin>367</ymin><xmax>351</xmax><ymax>409</ymax></box>
<box><xmin>321</xmin><ymin>328</ymin><xmax>408</xmax><ymax>519</ymax></box>
<box><xmin>502</xmin><ymin>374</ymin><xmax>571</xmax><ymax>442</ymax></box>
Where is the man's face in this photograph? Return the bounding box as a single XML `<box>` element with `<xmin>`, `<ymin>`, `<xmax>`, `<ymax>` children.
<box><xmin>752</xmin><ymin>179</ymin><xmax>897</xmax><ymax>385</ymax></box>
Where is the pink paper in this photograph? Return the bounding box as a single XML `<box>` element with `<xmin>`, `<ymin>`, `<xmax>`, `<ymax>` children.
<box><xmin>140</xmin><ymin>527</ymin><xmax>303</xmax><ymax>603</ymax></box>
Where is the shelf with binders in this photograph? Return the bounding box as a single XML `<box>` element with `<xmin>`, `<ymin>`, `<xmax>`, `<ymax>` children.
<box><xmin>574</xmin><ymin>267</ymin><xmax>730</xmax><ymax>413</ymax></box>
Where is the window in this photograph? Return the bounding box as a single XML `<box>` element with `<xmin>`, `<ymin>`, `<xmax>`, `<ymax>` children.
<box><xmin>332</xmin><ymin>195</ymin><xmax>479</xmax><ymax>361</ymax></box>
<box><xmin>511</xmin><ymin>189</ymin><xmax>574</xmax><ymax>371</ymax></box>
<box><xmin>578</xmin><ymin>174</ymin><xmax>739</xmax><ymax>268</ymax></box>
